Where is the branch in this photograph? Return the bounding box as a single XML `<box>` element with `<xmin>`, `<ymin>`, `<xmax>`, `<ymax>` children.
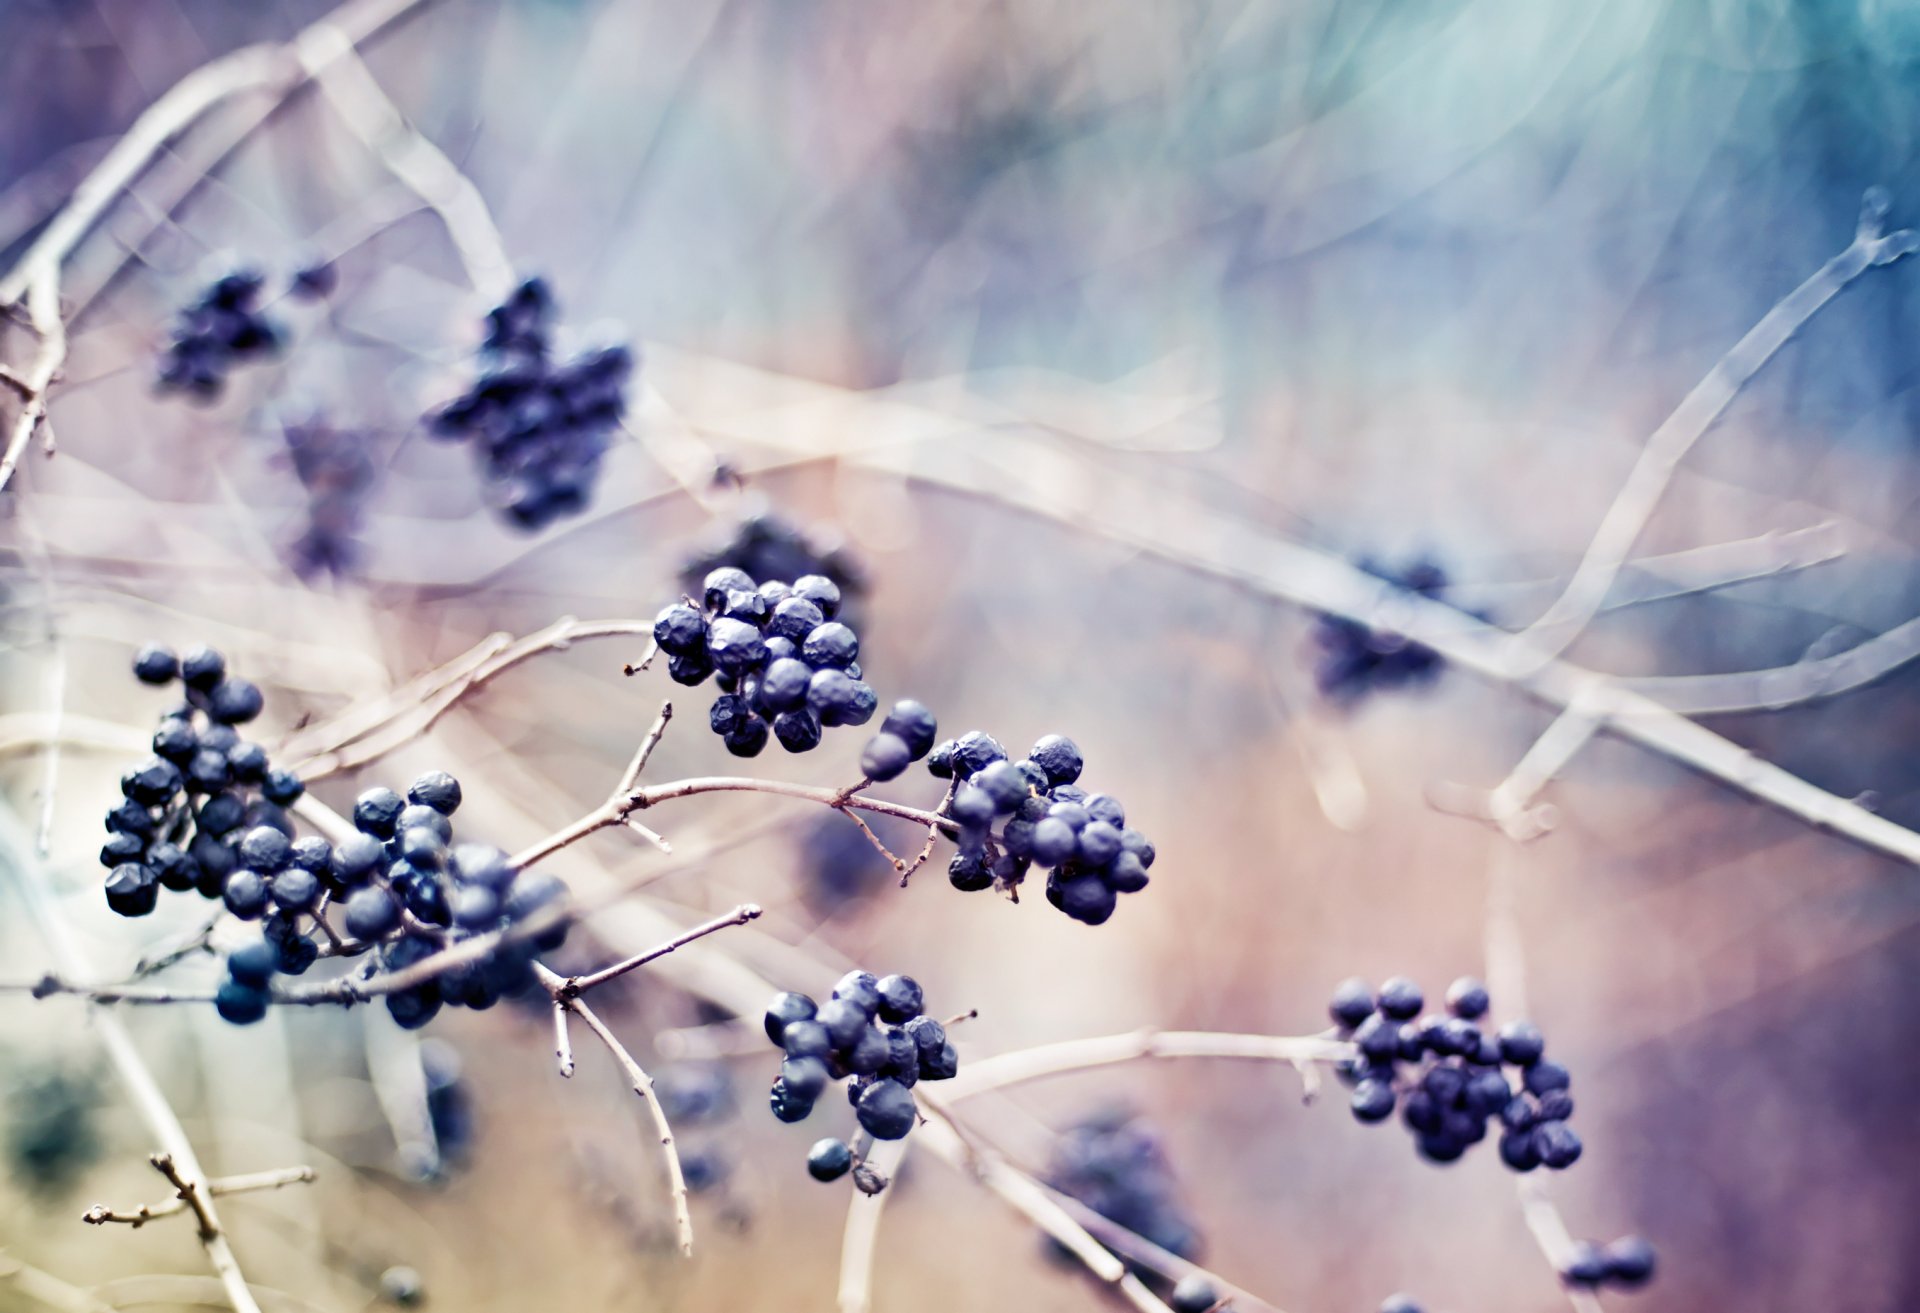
<box><xmin>0</xmin><ymin>272</ymin><xmax>64</xmax><ymax>493</ymax></box>
<box><xmin>298</xmin><ymin>32</ymin><xmax>515</xmax><ymax>299</ymax></box>
<box><xmin>1506</xmin><ymin>189</ymin><xmax>1918</xmax><ymax>669</ymax></box>
<box><xmin>0</xmin><ymin>804</ymin><xmax>264</xmax><ymax>1313</ymax></box>
<box><xmin>552</xmin><ymin>903</ymin><xmax>762</xmax><ymax>997</ymax></box>
<box><xmin>535</xmin><ymin>963</ymin><xmax>694</xmax><ymax>1257</ymax></box>
<box><xmin>1622</xmin><ymin>610</ymin><xmax>1920</xmax><ymax>713</ymax></box>
<box><xmin>941</xmin><ymin>1030</ymin><xmax>1356</xmax><ymax>1102</ymax></box>
<box><xmin>282</xmin><ymin>618</ymin><xmax>654</xmax><ymax>778</ymax></box>
<box><xmin>84</xmin><ymin>1161</ymin><xmax>315</xmax><ymax>1229</ymax></box>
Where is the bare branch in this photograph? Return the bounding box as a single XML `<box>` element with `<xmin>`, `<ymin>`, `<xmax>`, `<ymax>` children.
<box><xmin>556</xmin><ymin>903</ymin><xmax>762</xmax><ymax>997</ymax></box>
<box><xmin>84</xmin><ymin>1162</ymin><xmax>315</xmax><ymax>1229</ymax></box>
<box><xmin>941</xmin><ymin>1029</ymin><xmax>1355</xmax><ymax>1101</ymax></box>
<box><xmin>1506</xmin><ymin>189</ymin><xmax>1917</xmax><ymax>669</ymax></box>
<box><xmin>536</xmin><ymin>964</ymin><xmax>694</xmax><ymax>1257</ymax></box>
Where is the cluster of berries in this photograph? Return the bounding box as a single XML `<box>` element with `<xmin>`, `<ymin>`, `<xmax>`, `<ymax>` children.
<box><xmin>1332</xmin><ymin>976</ymin><xmax>1582</xmax><ymax>1171</ymax></box>
<box><xmin>653</xmin><ymin>568</ymin><xmax>874</xmax><ymax>757</ymax></box>
<box><xmin>682</xmin><ymin>511</ymin><xmax>866</xmax><ymax>621</ymax></box>
<box><xmin>154</xmin><ymin>261</ymin><xmax>330</xmax><ymax>401</ymax></box>
<box><xmin>924</xmin><ymin>731</ymin><xmax>1154</xmax><ymax>926</ymax></box>
<box><xmin>427</xmin><ymin>277</ymin><xmax>634</xmax><ymax>531</ymax></box>
<box><xmin>1311</xmin><ymin>557</ymin><xmax>1449</xmax><ymax>704</ymax></box>
<box><xmin>283</xmin><ymin>420</ymin><xmax>377</xmax><ymax>580</ymax></box>
<box><xmin>1561</xmin><ymin>1235</ymin><xmax>1657</xmax><ymax>1291</ymax></box>
<box><xmin>100</xmin><ymin>644</ymin><xmax>301</xmax><ymax>918</ymax></box>
<box><xmin>214</xmin><ymin>769</ymin><xmax>571</xmax><ymax>1029</ymax></box>
<box><xmin>1045</xmin><ymin>1108</ymin><xmax>1200</xmax><ymax>1262</ymax></box>
<box><xmin>761</xmin><ymin>972</ymin><xmax>959</xmax><ymax>1180</ymax></box>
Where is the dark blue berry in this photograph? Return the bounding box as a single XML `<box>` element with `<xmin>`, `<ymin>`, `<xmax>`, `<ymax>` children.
<box><xmin>1057</xmin><ymin>875</ymin><xmax>1117</xmax><ymax>925</ymax></box>
<box><xmin>782</xmin><ymin>1020</ymin><xmax>832</xmax><ymax>1061</ymax></box>
<box><xmin>780</xmin><ymin>1056</ymin><xmax>831</xmax><ymax>1100</ymax></box>
<box><xmin>769</xmin><ymin>1079</ymin><xmax>814</xmax><ymax>1124</ymax></box>
<box><xmin>855</xmin><ymin>1078</ymin><xmax>916</xmax><ymax>1140</ymax></box>
<box><xmin>881</xmin><ymin>702</ymin><xmax>938</xmax><ymax>759</ymax></box>
<box><xmin>1028</xmin><ymin>735</ymin><xmax>1083</xmax><ymax>785</ymax></box>
<box><xmin>875</xmin><ymin>975</ymin><xmax>923</xmax><ymax>1024</ymax></box>
<box><xmin>860</xmin><ymin>732</ymin><xmax>913</xmax><ymax>781</ymax></box>
<box><xmin>133</xmin><ymin>644</ymin><xmax>179</xmax><ymax>684</ymax></box>
<box><xmin>180</xmin><ymin>646</ymin><xmax>225</xmax><ymax>689</ymax></box>
<box><xmin>1533</xmin><ymin>1120</ymin><xmax>1582</xmax><ymax>1169</ymax></box>
<box><xmin>765</xmin><ymin>992</ymin><xmax>818</xmax><ymax>1044</ymax></box>
<box><xmin>1445</xmin><ymin>976</ymin><xmax>1490</xmax><ymax>1019</ymax></box>
<box><xmin>1077</xmin><ymin>820</ymin><xmax>1122</xmax><ymax>865</ymax></box>
<box><xmin>949</xmin><ymin>850</ymin><xmax>993</xmax><ymax>891</ymax></box>
<box><xmin>1498</xmin><ymin>1021</ymin><xmax>1545</xmax><ymax>1066</ymax></box>
<box><xmin>703</xmin><ymin>567</ymin><xmax>756</xmax><ymax>610</ymax></box>
<box><xmin>1351</xmin><ymin>1079</ymin><xmax>1396</xmax><ymax>1123</ymax></box>
<box><xmin>950</xmin><ymin>731</ymin><xmax>1006</xmax><ymax>778</ymax></box>
<box><xmin>103</xmin><ymin>864</ymin><xmax>157</xmax><ymax>917</ymax></box>
<box><xmin>408</xmin><ymin>771</ymin><xmax>462</xmax><ymax>815</ymax></box>
<box><xmin>222</xmin><ymin>870</ymin><xmax>270</xmax><ymax>919</ymax></box>
<box><xmin>270</xmin><ymin>868</ymin><xmax>320</xmax><ymax>911</ymax></box>
<box><xmin>1560</xmin><ymin>1242</ymin><xmax>1608</xmax><ymax>1287</ymax></box>
<box><xmin>1603</xmin><ymin>1236</ymin><xmax>1656</xmax><ymax>1287</ymax></box>
<box><xmin>1523</xmin><ymin>1060</ymin><xmax>1571</xmax><ymax>1096</ymax></box>
<box><xmin>667</xmin><ymin>650</ymin><xmax>714</xmax><ymax>686</ymax></box>
<box><xmin>1169</xmin><ymin>1275</ymin><xmax>1218</xmax><ymax>1313</ymax></box>
<box><xmin>807</xmin><ymin>1137</ymin><xmax>853</xmax><ymax>1182</ymax></box>
<box><xmin>773</xmin><ymin>709</ymin><xmax>822</xmax><ymax>753</ymax></box>
<box><xmin>1330</xmin><ymin>978</ymin><xmax>1375</xmax><ymax>1030</ymax></box>
<box><xmin>206</xmin><ymin>679</ymin><xmax>263</xmax><ymax>724</ymax></box>
<box><xmin>344</xmin><ymin>886</ymin><xmax>400</xmax><ymax>940</ymax></box>
<box><xmin>1377</xmin><ymin>977</ymin><xmax>1424</xmax><ymax>1020</ymax></box>
<box><xmin>354</xmin><ymin>787</ymin><xmax>405</xmax><ymax>837</ymax></box>
<box><xmin>238</xmin><ymin>825</ymin><xmax>291</xmax><ymax>872</ymax></box>
<box><xmin>215</xmin><ymin>980</ymin><xmax>270</xmax><ymax>1025</ymax></box>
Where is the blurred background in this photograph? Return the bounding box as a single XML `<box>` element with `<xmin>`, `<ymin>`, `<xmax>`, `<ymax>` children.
<box><xmin>5</xmin><ymin>1</ymin><xmax>1920</xmax><ymax>1310</ymax></box>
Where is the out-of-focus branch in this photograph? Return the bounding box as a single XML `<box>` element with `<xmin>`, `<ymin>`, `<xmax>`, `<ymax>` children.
<box><xmin>1622</xmin><ymin>610</ymin><xmax>1920</xmax><ymax>713</ymax></box>
<box><xmin>941</xmin><ymin>1030</ymin><xmax>1357</xmax><ymax>1101</ymax></box>
<box><xmin>0</xmin><ymin>807</ymin><xmax>263</xmax><ymax>1313</ymax></box>
<box><xmin>0</xmin><ymin>0</ymin><xmax>437</xmax><ymax>494</ymax></box>
<box><xmin>299</xmin><ymin>32</ymin><xmax>515</xmax><ymax>300</ymax></box>
<box><xmin>0</xmin><ymin>1254</ymin><xmax>117</xmax><ymax>1313</ymax></box>
<box><xmin>1505</xmin><ymin>189</ymin><xmax>1918</xmax><ymax>669</ymax></box>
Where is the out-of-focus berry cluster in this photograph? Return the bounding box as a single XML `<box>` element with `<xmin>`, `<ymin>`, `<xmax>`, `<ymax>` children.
<box><xmin>654</xmin><ymin>567</ymin><xmax>875</xmax><ymax>756</ymax></box>
<box><xmin>1045</xmin><ymin>1108</ymin><xmax>1200</xmax><ymax>1262</ymax></box>
<box><xmin>656</xmin><ymin>1063</ymin><xmax>739</xmax><ymax>1194</ymax></box>
<box><xmin>101</xmin><ymin>643</ymin><xmax>302</xmax><ymax>919</ymax></box>
<box><xmin>154</xmin><ymin>260</ymin><xmax>331</xmax><ymax>402</ymax></box>
<box><xmin>283</xmin><ymin>420</ymin><xmax>378</xmax><ymax>580</ymax></box>
<box><xmin>919</xmin><ymin>730</ymin><xmax>1154</xmax><ymax>926</ymax></box>
<box><xmin>761</xmin><ymin>971</ymin><xmax>959</xmax><ymax>1181</ymax></box>
<box><xmin>682</xmin><ymin>511</ymin><xmax>866</xmax><ymax>622</ymax></box>
<box><xmin>1311</xmin><ymin>558</ymin><xmax>1450</xmax><ymax>704</ymax></box>
<box><xmin>1331</xmin><ymin>975</ymin><xmax>1583</xmax><ymax>1171</ymax></box>
<box><xmin>216</xmin><ymin>770</ymin><xmax>570</xmax><ymax>1029</ymax></box>
<box><xmin>428</xmin><ymin>277</ymin><xmax>634</xmax><ymax>531</ymax></box>
<box><xmin>1560</xmin><ymin>1234</ymin><xmax>1657</xmax><ymax>1292</ymax></box>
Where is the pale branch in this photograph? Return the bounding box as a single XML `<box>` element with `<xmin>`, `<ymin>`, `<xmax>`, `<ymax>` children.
<box><xmin>836</xmin><ymin>1136</ymin><xmax>909</xmax><ymax>1313</ymax></box>
<box><xmin>0</xmin><ymin>804</ymin><xmax>262</xmax><ymax>1313</ymax></box>
<box><xmin>535</xmin><ymin>964</ymin><xmax>694</xmax><ymax>1257</ymax></box>
<box><xmin>0</xmin><ymin>0</ymin><xmax>434</xmax><ymax>306</ymax></box>
<box><xmin>84</xmin><ymin>1162</ymin><xmax>315</xmax><ymax>1228</ymax></box>
<box><xmin>1451</xmin><ymin>519</ymin><xmax>1846</xmax><ymax>616</ymax></box>
<box><xmin>282</xmin><ymin>617</ymin><xmax>655</xmax><ymax>778</ymax></box>
<box><xmin>299</xmin><ymin>33</ymin><xmax>515</xmax><ymax>300</ymax></box>
<box><xmin>864</xmin><ymin>434</ymin><xmax>1920</xmax><ymax>874</ymax></box>
<box><xmin>1621</xmin><ymin>609</ymin><xmax>1920</xmax><ymax>713</ymax></box>
<box><xmin>1047</xmin><ymin>1188</ymin><xmax>1290</xmax><ymax>1313</ymax></box>
<box><xmin>941</xmin><ymin>1030</ymin><xmax>1356</xmax><ymax>1102</ymax></box>
<box><xmin>552</xmin><ymin>903</ymin><xmax>762</xmax><ymax>997</ymax></box>
<box><xmin>911</xmin><ymin>1111</ymin><xmax>1174</xmax><ymax>1313</ymax></box>
<box><xmin>1516</xmin><ymin>1176</ymin><xmax>1604</xmax><ymax>1313</ymax></box>
<box><xmin>0</xmin><ymin>272</ymin><xmax>65</xmax><ymax>494</ymax></box>
<box><xmin>1506</xmin><ymin>188</ymin><xmax>1919</xmax><ymax>670</ymax></box>
<box><xmin>0</xmin><ymin>1254</ymin><xmax>117</xmax><ymax>1313</ymax></box>
<box><xmin>552</xmin><ymin>1000</ymin><xmax>576</xmax><ymax>1079</ymax></box>
<box><xmin>1483</xmin><ymin>698</ymin><xmax>1605</xmax><ymax>842</ymax></box>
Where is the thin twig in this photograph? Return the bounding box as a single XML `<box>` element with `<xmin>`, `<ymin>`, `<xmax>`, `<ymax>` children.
<box><xmin>536</xmin><ymin>964</ymin><xmax>694</xmax><ymax>1257</ymax></box>
<box><xmin>555</xmin><ymin>903</ymin><xmax>762</xmax><ymax>997</ymax></box>
<box><xmin>941</xmin><ymin>1030</ymin><xmax>1355</xmax><ymax>1101</ymax></box>
<box><xmin>84</xmin><ymin>1162</ymin><xmax>316</xmax><ymax>1228</ymax></box>
<box><xmin>552</xmin><ymin>1001</ymin><xmax>576</xmax><ymax>1079</ymax></box>
<box><xmin>900</xmin><ymin>778</ymin><xmax>957</xmax><ymax>886</ymax></box>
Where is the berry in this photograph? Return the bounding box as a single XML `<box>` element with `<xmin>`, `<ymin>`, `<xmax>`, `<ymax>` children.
<box><xmin>1445</xmin><ymin>976</ymin><xmax>1490</xmax><ymax>1019</ymax></box>
<box><xmin>354</xmin><ymin>787</ymin><xmax>405</xmax><ymax>836</ymax></box>
<box><xmin>180</xmin><ymin>646</ymin><xmax>225</xmax><ymax>689</ymax></box>
<box><xmin>1533</xmin><ymin>1120</ymin><xmax>1582</xmax><ymax>1169</ymax></box>
<box><xmin>1378</xmin><ymin>977</ymin><xmax>1424</xmax><ymax>1020</ymax></box>
<box><xmin>1028</xmin><ymin>734</ymin><xmax>1083</xmax><ymax>786</ymax></box>
<box><xmin>1056</xmin><ymin>875</ymin><xmax>1117</xmax><ymax>925</ymax></box>
<box><xmin>214</xmin><ymin>980</ymin><xmax>270</xmax><ymax>1025</ymax></box>
<box><xmin>227</xmin><ymin>939</ymin><xmax>278</xmax><ymax>988</ymax></box>
<box><xmin>766</xmin><ymin>992</ymin><xmax>818</xmax><ymax>1044</ymax></box>
<box><xmin>948</xmin><ymin>851</ymin><xmax>993</xmax><ymax>891</ymax></box>
<box><xmin>1169</xmin><ymin>1275</ymin><xmax>1218</xmax><ymax>1313</ymax></box>
<box><xmin>344</xmin><ymin>887</ymin><xmax>401</xmax><ymax>940</ymax></box>
<box><xmin>222</xmin><ymin>870</ymin><xmax>270</xmax><ymax>919</ymax></box>
<box><xmin>881</xmin><ymin>701</ymin><xmax>938</xmax><ymax>759</ymax></box>
<box><xmin>792</xmin><ymin>574</ymin><xmax>842</xmax><ymax>618</ymax></box>
<box><xmin>1497</xmin><ymin>1021</ymin><xmax>1545</xmax><ymax>1066</ymax></box>
<box><xmin>133</xmin><ymin>644</ymin><xmax>179</xmax><ymax>684</ymax></box>
<box><xmin>782</xmin><ymin>1021</ymin><xmax>832</xmax><ymax>1061</ymax></box>
<box><xmin>103</xmin><ymin>864</ymin><xmax>157</xmax><ymax>917</ymax></box>
<box><xmin>773</xmin><ymin>709</ymin><xmax>822</xmax><ymax>753</ymax></box>
<box><xmin>855</xmin><ymin>1078</ymin><xmax>917</xmax><ymax>1140</ymax></box>
<box><xmin>769</xmin><ymin>1079</ymin><xmax>814</xmax><ymax>1124</ymax></box>
<box><xmin>807</xmin><ymin>1137</ymin><xmax>853</xmax><ymax>1182</ymax></box>
<box><xmin>206</xmin><ymin>679</ymin><xmax>263</xmax><ymax>724</ymax></box>
<box><xmin>1379</xmin><ymin>1297</ymin><xmax>1426</xmax><ymax>1313</ymax></box>
<box><xmin>1602</xmin><ymin>1236</ymin><xmax>1657</xmax><ymax>1287</ymax></box>
<box><xmin>860</xmin><ymin>732</ymin><xmax>912</xmax><ymax>782</ymax></box>
<box><xmin>780</xmin><ymin>1056</ymin><xmax>831</xmax><ymax>1100</ymax></box>
<box><xmin>1328</xmin><ymin>975</ymin><xmax>1374</xmax><ymax>1028</ymax></box>
<box><xmin>408</xmin><ymin>771</ymin><xmax>463</xmax><ymax>815</ymax></box>
<box><xmin>238</xmin><ymin>825</ymin><xmax>291</xmax><ymax>872</ymax></box>
<box><xmin>1560</xmin><ymin>1242</ymin><xmax>1609</xmax><ymax>1287</ymax></box>
<box><xmin>654</xmin><ymin>603</ymin><xmax>707</xmax><ymax>655</ymax></box>
<box><xmin>1311</xmin><ymin>556</ymin><xmax>1451</xmax><ymax>704</ymax></box>
<box><xmin>1351</xmin><ymin>1079</ymin><xmax>1396</xmax><ymax>1123</ymax></box>
<box><xmin>875</xmin><ymin>975</ymin><xmax>923</xmax><ymax>1024</ymax></box>
<box><xmin>1524</xmin><ymin>1060</ymin><xmax>1571</xmax><ymax>1096</ymax></box>
<box><xmin>1047</xmin><ymin>1110</ymin><xmax>1199</xmax><ymax>1259</ymax></box>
